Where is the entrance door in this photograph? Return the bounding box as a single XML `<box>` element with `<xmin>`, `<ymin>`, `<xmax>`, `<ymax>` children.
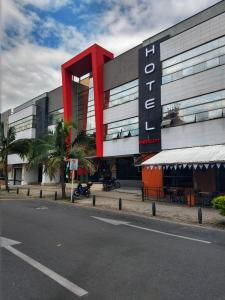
<box><xmin>14</xmin><ymin>168</ymin><xmax>22</xmax><ymax>185</ymax></box>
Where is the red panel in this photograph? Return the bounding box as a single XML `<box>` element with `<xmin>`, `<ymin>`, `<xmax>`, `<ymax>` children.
<box><xmin>62</xmin><ymin>44</ymin><xmax>114</xmax><ymax>157</ymax></box>
<box><xmin>62</xmin><ymin>68</ymin><xmax>72</xmax><ymax>122</ymax></box>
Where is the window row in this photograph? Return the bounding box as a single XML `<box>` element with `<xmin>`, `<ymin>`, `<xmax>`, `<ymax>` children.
<box><xmin>162</xmin><ymin>54</ymin><xmax>225</xmax><ymax>84</ymax></box>
<box><xmin>104</xmin><ymin>117</ymin><xmax>138</xmax><ymax>141</ymax></box>
<box><xmin>104</xmin><ymin>79</ymin><xmax>139</xmax><ymax>108</ymax></box>
<box><xmin>162</xmin><ymin>90</ymin><xmax>225</xmax><ymax>127</ymax></box>
<box><xmin>9</xmin><ymin>116</ymin><xmax>36</xmax><ymax>133</ymax></box>
<box><xmin>163</xmin><ymin>45</ymin><xmax>225</xmax><ymax>76</ymax></box>
<box><xmin>163</xmin><ymin>36</ymin><xmax>225</xmax><ymax>69</ymax></box>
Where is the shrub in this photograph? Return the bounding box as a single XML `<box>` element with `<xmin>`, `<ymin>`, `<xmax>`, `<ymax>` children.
<box><xmin>212</xmin><ymin>196</ymin><xmax>225</xmax><ymax>216</ymax></box>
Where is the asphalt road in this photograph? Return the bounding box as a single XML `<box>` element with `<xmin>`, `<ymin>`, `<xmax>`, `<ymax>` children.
<box><xmin>0</xmin><ymin>199</ymin><xmax>225</xmax><ymax>300</ymax></box>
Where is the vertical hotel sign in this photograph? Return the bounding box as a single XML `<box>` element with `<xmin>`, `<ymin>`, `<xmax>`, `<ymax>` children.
<box><xmin>139</xmin><ymin>41</ymin><xmax>162</xmax><ymax>153</ymax></box>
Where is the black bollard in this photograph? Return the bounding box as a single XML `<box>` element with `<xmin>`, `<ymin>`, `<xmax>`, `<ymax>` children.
<box><xmin>16</xmin><ymin>188</ymin><xmax>19</xmax><ymax>194</ymax></box>
<box><xmin>27</xmin><ymin>188</ymin><xmax>30</xmax><ymax>196</ymax></box>
<box><xmin>71</xmin><ymin>194</ymin><xmax>75</xmax><ymax>203</ymax></box>
<box><xmin>142</xmin><ymin>187</ymin><xmax>144</xmax><ymax>202</ymax></box>
<box><xmin>54</xmin><ymin>191</ymin><xmax>57</xmax><ymax>201</ymax></box>
<box><xmin>198</xmin><ymin>207</ymin><xmax>202</xmax><ymax>224</ymax></box>
<box><xmin>40</xmin><ymin>190</ymin><xmax>42</xmax><ymax>198</ymax></box>
<box><xmin>93</xmin><ymin>195</ymin><xmax>96</xmax><ymax>207</ymax></box>
<box><xmin>119</xmin><ymin>198</ymin><xmax>122</xmax><ymax>210</ymax></box>
<box><xmin>152</xmin><ymin>201</ymin><xmax>156</xmax><ymax>216</ymax></box>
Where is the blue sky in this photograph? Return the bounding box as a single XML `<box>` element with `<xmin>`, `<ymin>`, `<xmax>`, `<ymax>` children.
<box><xmin>1</xmin><ymin>0</ymin><xmax>221</xmax><ymax>112</ymax></box>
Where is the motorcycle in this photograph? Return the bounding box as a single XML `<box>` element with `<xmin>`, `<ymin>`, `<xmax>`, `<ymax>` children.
<box><xmin>73</xmin><ymin>182</ymin><xmax>92</xmax><ymax>198</ymax></box>
<box><xmin>103</xmin><ymin>177</ymin><xmax>121</xmax><ymax>191</ymax></box>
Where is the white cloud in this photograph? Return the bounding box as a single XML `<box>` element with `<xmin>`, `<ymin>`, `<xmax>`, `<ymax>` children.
<box><xmin>0</xmin><ymin>0</ymin><xmax>221</xmax><ymax>112</ymax></box>
<box><xmin>18</xmin><ymin>0</ymin><xmax>72</xmax><ymax>10</ymax></box>
<box><xmin>1</xmin><ymin>43</ymin><xmax>71</xmax><ymax>110</ymax></box>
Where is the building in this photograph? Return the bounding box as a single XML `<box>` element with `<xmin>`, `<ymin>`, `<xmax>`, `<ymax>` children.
<box><xmin>1</xmin><ymin>0</ymin><xmax>225</xmax><ymax>197</ymax></box>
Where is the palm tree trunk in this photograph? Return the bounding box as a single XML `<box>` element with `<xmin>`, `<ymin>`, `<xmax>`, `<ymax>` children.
<box><xmin>4</xmin><ymin>157</ymin><xmax>9</xmax><ymax>191</ymax></box>
<box><xmin>60</xmin><ymin>162</ymin><xmax>66</xmax><ymax>199</ymax></box>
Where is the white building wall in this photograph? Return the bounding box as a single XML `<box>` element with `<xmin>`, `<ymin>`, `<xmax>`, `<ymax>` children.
<box><xmin>103</xmin><ymin>136</ymin><xmax>139</xmax><ymax>157</ymax></box>
<box><xmin>103</xmin><ymin>100</ymin><xmax>138</xmax><ymax>124</ymax></box>
<box><xmin>162</xmin><ymin>118</ymin><xmax>225</xmax><ymax>150</ymax></box>
<box><xmin>8</xmin><ymin>154</ymin><xmax>27</xmax><ymax>164</ymax></box>
<box><xmin>161</xmin><ymin>65</ymin><xmax>225</xmax><ymax>105</ymax></box>
<box><xmin>42</xmin><ymin>167</ymin><xmax>60</xmax><ymax>185</ymax></box>
<box><xmin>22</xmin><ymin>167</ymin><xmax>38</xmax><ymax>185</ymax></box>
<box><xmin>161</xmin><ymin>12</ymin><xmax>225</xmax><ymax>60</ymax></box>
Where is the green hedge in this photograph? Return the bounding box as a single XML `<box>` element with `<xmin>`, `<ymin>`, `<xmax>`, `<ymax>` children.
<box><xmin>212</xmin><ymin>196</ymin><xmax>225</xmax><ymax>216</ymax></box>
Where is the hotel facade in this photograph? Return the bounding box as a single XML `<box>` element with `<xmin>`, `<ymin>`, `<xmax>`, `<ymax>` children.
<box><xmin>1</xmin><ymin>1</ymin><xmax>225</xmax><ymax>199</ymax></box>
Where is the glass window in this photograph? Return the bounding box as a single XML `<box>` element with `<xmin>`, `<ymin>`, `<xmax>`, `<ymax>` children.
<box><xmin>104</xmin><ymin>117</ymin><xmax>138</xmax><ymax>141</ymax></box>
<box><xmin>9</xmin><ymin>115</ymin><xmax>36</xmax><ymax>133</ymax></box>
<box><xmin>162</xmin><ymin>90</ymin><xmax>225</xmax><ymax>127</ymax></box>
<box><xmin>162</xmin><ymin>36</ymin><xmax>225</xmax><ymax>84</ymax></box>
<box><xmin>105</xmin><ymin>79</ymin><xmax>139</xmax><ymax>108</ymax></box>
<box><xmin>182</xmin><ymin>66</ymin><xmax>194</xmax><ymax>77</ymax></box>
<box><xmin>48</xmin><ymin>108</ymin><xmax>64</xmax><ymax>126</ymax></box>
<box><xmin>220</xmin><ymin>55</ymin><xmax>225</xmax><ymax>65</ymax></box>
<box><xmin>206</xmin><ymin>57</ymin><xmax>219</xmax><ymax>69</ymax></box>
<box><xmin>77</xmin><ymin>77</ymin><xmax>96</xmax><ymax>137</ymax></box>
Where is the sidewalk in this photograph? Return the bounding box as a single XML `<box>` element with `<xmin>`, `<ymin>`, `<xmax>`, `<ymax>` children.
<box><xmin>1</xmin><ymin>184</ymin><xmax>224</xmax><ymax>229</ymax></box>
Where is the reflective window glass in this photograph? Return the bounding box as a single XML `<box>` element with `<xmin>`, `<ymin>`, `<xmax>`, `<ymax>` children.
<box><xmin>162</xmin><ymin>36</ymin><xmax>225</xmax><ymax>84</ymax></box>
<box><xmin>104</xmin><ymin>117</ymin><xmax>139</xmax><ymax>141</ymax></box>
<box><xmin>105</xmin><ymin>79</ymin><xmax>139</xmax><ymax>108</ymax></box>
<box><xmin>182</xmin><ymin>66</ymin><xmax>194</xmax><ymax>77</ymax></box>
<box><xmin>162</xmin><ymin>90</ymin><xmax>225</xmax><ymax>127</ymax></box>
<box><xmin>206</xmin><ymin>57</ymin><xmax>219</xmax><ymax>69</ymax></box>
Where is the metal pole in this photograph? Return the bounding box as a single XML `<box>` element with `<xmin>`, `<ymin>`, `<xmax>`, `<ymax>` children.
<box><xmin>198</xmin><ymin>207</ymin><xmax>202</xmax><ymax>224</ymax></box>
<box><xmin>70</xmin><ymin>169</ymin><xmax>75</xmax><ymax>202</ymax></box>
<box><xmin>93</xmin><ymin>195</ymin><xmax>96</xmax><ymax>207</ymax></box>
<box><xmin>54</xmin><ymin>191</ymin><xmax>57</xmax><ymax>201</ymax></box>
<box><xmin>27</xmin><ymin>188</ymin><xmax>30</xmax><ymax>196</ymax></box>
<box><xmin>152</xmin><ymin>201</ymin><xmax>156</xmax><ymax>216</ymax></box>
<box><xmin>119</xmin><ymin>198</ymin><xmax>122</xmax><ymax>210</ymax></box>
<box><xmin>16</xmin><ymin>188</ymin><xmax>19</xmax><ymax>194</ymax></box>
<box><xmin>40</xmin><ymin>190</ymin><xmax>42</xmax><ymax>198</ymax></box>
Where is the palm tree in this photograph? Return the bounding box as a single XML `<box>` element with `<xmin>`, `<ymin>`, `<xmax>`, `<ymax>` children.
<box><xmin>27</xmin><ymin>121</ymin><xmax>95</xmax><ymax>198</ymax></box>
<box><xmin>0</xmin><ymin>122</ymin><xmax>30</xmax><ymax>190</ymax></box>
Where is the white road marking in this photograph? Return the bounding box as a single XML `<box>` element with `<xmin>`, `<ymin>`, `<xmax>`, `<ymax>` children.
<box><xmin>126</xmin><ymin>224</ymin><xmax>211</xmax><ymax>244</ymax></box>
<box><xmin>92</xmin><ymin>216</ymin><xmax>211</xmax><ymax>244</ymax></box>
<box><xmin>36</xmin><ymin>206</ymin><xmax>48</xmax><ymax>210</ymax></box>
<box><xmin>92</xmin><ymin>216</ymin><xmax>129</xmax><ymax>226</ymax></box>
<box><xmin>1</xmin><ymin>236</ymin><xmax>88</xmax><ymax>297</ymax></box>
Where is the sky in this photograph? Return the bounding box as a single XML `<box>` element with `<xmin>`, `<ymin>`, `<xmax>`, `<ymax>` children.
<box><xmin>0</xmin><ymin>0</ymin><xmax>221</xmax><ymax>112</ymax></box>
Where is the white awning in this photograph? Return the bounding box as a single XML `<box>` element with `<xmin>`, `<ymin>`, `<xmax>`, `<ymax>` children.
<box><xmin>142</xmin><ymin>145</ymin><xmax>225</xmax><ymax>166</ymax></box>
